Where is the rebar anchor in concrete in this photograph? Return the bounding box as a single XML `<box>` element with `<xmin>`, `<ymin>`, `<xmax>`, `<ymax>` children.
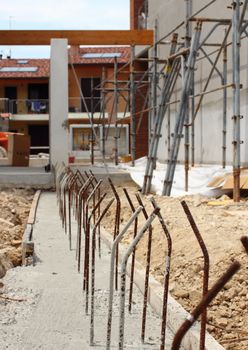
<box><xmin>106</xmin><ymin>206</ymin><xmax>143</xmax><ymax>350</ymax></box>
<box><xmin>76</xmin><ymin>175</ymin><xmax>94</xmax><ymax>272</ymax></box>
<box><xmin>241</xmin><ymin>235</ymin><xmax>248</xmax><ymax>253</ymax></box>
<box><xmin>135</xmin><ymin>193</ymin><xmax>153</xmax><ymax>343</ymax></box>
<box><xmin>171</xmin><ymin>261</ymin><xmax>241</xmax><ymax>350</ymax></box>
<box><xmin>123</xmin><ymin>188</ymin><xmax>139</xmax><ymax>313</ymax></box>
<box><xmin>150</xmin><ymin>197</ymin><xmax>172</xmax><ymax>350</ymax></box>
<box><xmin>90</xmin><ymin>197</ymin><xmax>115</xmax><ymax>346</ymax></box>
<box><xmin>181</xmin><ymin>200</ymin><xmax>209</xmax><ymax>350</ymax></box>
<box><xmin>118</xmin><ymin>207</ymin><xmax>160</xmax><ymax>350</ymax></box>
<box><xmin>84</xmin><ymin>179</ymin><xmax>103</xmax><ymax>297</ymax></box>
<box><xmin>108</xmin><ymin>177</ymin><xmax>121</xmax><ymax>291</ymax></box>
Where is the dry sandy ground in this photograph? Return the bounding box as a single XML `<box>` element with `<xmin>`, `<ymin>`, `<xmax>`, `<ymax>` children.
<box><xmin>0</xmin><ymin>189</ymin><xmax>34</xmax><ymax>278</ymax></box>
<box><xmin>102</xmin><ymin>182</ymin><xmax>248</xmax><ymax>350</ymax></box>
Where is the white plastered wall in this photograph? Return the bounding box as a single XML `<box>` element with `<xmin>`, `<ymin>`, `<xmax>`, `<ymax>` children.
<box><xmin>147</xmin><ymin>0</ymin><xmax>248</xmax><ymax>166</ymax></box>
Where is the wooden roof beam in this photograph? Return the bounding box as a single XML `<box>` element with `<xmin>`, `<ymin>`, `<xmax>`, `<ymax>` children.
<box><xmin>0</xmin><ymin>30</ymin><xmax>153</xmax><ymax>46</ymax></box>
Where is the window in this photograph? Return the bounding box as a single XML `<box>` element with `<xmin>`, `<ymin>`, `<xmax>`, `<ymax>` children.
<box><xmin>0</xmin><ymin>67</ymin><xmax>38</xmax><ymax>72</ymax></box>
<box><xmin>82</xmin><ymin>52</ymin><xmax>122</xmax><ymax>59</ymax></box>
<box><xmin>81</xmin><ymin>78</ymin><xmax>101</xmax><ymax>113</ymax></box>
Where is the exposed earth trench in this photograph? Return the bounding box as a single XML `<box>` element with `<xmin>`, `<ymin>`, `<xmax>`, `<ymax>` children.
<box><xmin>0</xmin><ymin>188</ymin><xmax>34</xmax><ymax>278</ymax></box>
<box><xmin>0</xmin><ymin>185</ymin><xmax>247</xmax><ymax>350</ymax></box>
<box><xmin>101</xmin><ymin>182</ymin><xmax>248</xmax><ymax>350</ymax></box>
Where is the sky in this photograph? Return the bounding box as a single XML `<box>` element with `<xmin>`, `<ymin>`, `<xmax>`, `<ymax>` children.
<box><xmin>0</xmin><ymin>0</ymin><xmax>130</xmax><ymax>58</ymax></box>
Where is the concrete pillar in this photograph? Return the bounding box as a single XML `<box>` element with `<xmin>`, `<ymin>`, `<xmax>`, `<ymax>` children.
<box><xmin>49</xmin><ymin>39</ymin><xmax>68</xmax><ymax>167</ymax></box>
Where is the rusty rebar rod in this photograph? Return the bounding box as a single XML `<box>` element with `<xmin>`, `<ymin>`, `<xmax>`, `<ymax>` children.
<box><xmin>90</xmin><ymin>197</ymin><xmax>115</xmax><ymax>346</ymax></box>
<box><xmin>135</xmin><ymin>193</ymin><xmax>153</xmax><ymax>343</ymax></box>
<box><xmin>123</xmin><ymin>188</ymin><xmax>138</xmax><ymax>313</ymax></box>
<box><xmin>171</xmin><ymin>261</ymin><xmax>241</xmax><ymax>350</ymax></box>
<box><xmin>118</xmin><ymin>207</ymin><xmax>160</xmax><ymax>350</ymax></box>
<box><xmin>76</xmin><ymin>176</ymin><xmax>94</xmax><ymax>272</ymax></box>
<box><xmin>89</xmin><ymin>170</ymin><xmax>102</xmax><ymax>258</ymax></box>
<box><xmin>106</xmin><ymin>206</ymin><xmax>143</xmax><ymax>350</ymax></box>
<box><xmin>241</xmin><ymin>235</ymin><xmax>248</xmax><ymax>253</ymax></box>
<box><xmin>108</xmin><ymin>177</ymin><xmax>121</xmax><ymax>290</ymax></box>
<box><xmin>84</xmin><ymin>180</ymin><xmax>103</xmax><ymax>294</ymax></box>
<box><xmin>181</xmin><ymin>200</ymin><xmax>209</xmax><ymax>350</ymax></box>
<box><xmin>150</xmin><ymin>197</ymin><xmax>172</xmax><ymax>350</ymax></box>
<box><xmin>84</xmin><ymin>190</ymin><xmax>106</xmax><ymax>315</ymax></box>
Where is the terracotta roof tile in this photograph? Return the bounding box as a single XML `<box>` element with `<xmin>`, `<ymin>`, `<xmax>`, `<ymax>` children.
<box><xmin>0</xmin><ymin>46</ymin><xmax>130</xmax><ymax>79</ymax></box>
<box><xmin>69</xmin><ymin>46</ymin><xmax>130</xmax><ymax>64</ymax></box>
<box><xmin>0</xmin><ymin>59</ymin><xmax>50</xmax><ymax>78</ymax></box>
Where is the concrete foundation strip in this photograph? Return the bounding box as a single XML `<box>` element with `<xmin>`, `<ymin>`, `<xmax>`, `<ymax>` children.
<box><xmin>22</xmin><ymin>190</ymin><xmax>41</xmax><ymax>266</ymax></box>
<box><xmin>99</xmin><ymin>225</ymin><xmax>225</xmax><ymax>350</ymax></box>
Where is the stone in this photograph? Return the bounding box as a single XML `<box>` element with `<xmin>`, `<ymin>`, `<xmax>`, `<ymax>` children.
<box><xmin>174</xmin><ymin>289</ymin><xmax>189</xmax><ymax>298</ymax></box>
<box><xmin>217</xmin><ymin>318</ymin><xmax>228</xmax><ymax>327</ymax></box>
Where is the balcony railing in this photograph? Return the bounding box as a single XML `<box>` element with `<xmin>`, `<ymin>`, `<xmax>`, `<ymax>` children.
<box><xmin>0</xmin><ymin>97</ymin><xmax>102</xmax><ymax>115</ymax></box>
<box><xmin>0</xmin><ymin>98</ymin><xmax>49</xmax><ymax>114</ymax></box>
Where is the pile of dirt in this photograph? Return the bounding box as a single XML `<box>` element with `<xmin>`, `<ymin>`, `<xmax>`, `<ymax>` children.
<box><xmin>0</xmin><ymin>189</ymin><xmax>34</xmax><ymax>278</ymax></box>
<box><xmin>102</xmin><ymin>183</ymin><xmax>248</xmax><ymax>350</ymax></box>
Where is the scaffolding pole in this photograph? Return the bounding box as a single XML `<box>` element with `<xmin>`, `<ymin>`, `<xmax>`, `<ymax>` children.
<box><xmin>163</xmin><ymin>21</ymin><xmax>202</xmax><ymax>196</ymax></box>
<box><xmin>114</xmin><ymin>57</ymin><xmax>119</xmax><ymax>165</ymax></box>
<box><xmin>232</xmin><ymin>0</ymin><xmax>241</xmax><ymax>202</ymax></box>
<box><xmin>184</xmin><ymin>0</ymin><xmax>193</xmax><ymax>192</ymax></box>
<box><xmin>222</xmin><ymin>28</ymin><xmax>228</xmax><ymax>168</ymax></box>
<box><xmin>130</xmin><ymin>46</ymin><xmax>136</xmax><ymax>166</ymax></box>
<box><xmin>142</xmin><ymin>33</ymin><xmax>180</xmax><ymax>194</ymax></box>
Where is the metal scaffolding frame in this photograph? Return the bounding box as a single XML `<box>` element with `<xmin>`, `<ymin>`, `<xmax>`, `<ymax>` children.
<box><xmin>77</xmin><ymin>0</ymin><xmax>247</xmax><ymax>202</ymax></box>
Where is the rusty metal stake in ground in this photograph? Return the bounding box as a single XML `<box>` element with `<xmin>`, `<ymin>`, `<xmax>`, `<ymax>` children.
<box><xmin>150</xmin><ymin>197</ymin><xmax>172</xmax><ymax>350</ymax></box>
<box><xmin>90</xmin><ymin>197</ymin><xmax>115</xmax><ymax>346</ymax></box>
<box><xmin>84</xmin><ymin>180</ymin><xmax>103</xmax><ymax>297</ymax></box>
<box><xmin>181</xmin><ymin>200</ymin><xmax>209</xmax><ymax>350</ymax></box>
<box><xmin>108</xmin><ymin>177</ymin><xmax>121</xmax><ymax>291</ymax></box>
<box><xmin>118</xmin><ymin>207</ymin><xmax>160</xmax><ymax>350</ymax></box>
<box><xmin>89</xmin><ymin>169</ymin><xmax>102</xmax><ymax>258</ymax></box>
<box><xmin>241</xmin><ymin>235</ymin><xmax>248</xmax><ymax>254</ymax></box>
<box><xmin>76</xmin><ymin>175</ymin><xmax>94</xmax><ymax>272</ymax></box>
<box><xmin>135</xmin><ymin>193</ymin><xmax>153</xmax><ymax>343</ymax></box>
<box><xmin>171</xmin><ymin>261</ymin><xmax>241</xmax><ymax>350</ymax></box>
<box><xmin>106</xmin><ymin>206</ymin><xmax>143</xmax><ymax>350</ymax></box>
<box><xmin>84</xmin><ymin>190</ymin><xmax>106</xmax><ymax>315</ymax></box>
<box><xmin>123</xmin><ymin>188</ymin><xmax>138</xmax><ymax>313</ymax></box>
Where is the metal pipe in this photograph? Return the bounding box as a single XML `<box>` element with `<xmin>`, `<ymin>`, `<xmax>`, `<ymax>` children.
<box><xmin>223</xmin><ymin>28</ymin><xmax>228</xmax><ymax>168</ymax></box>
<box><xmin>232</xmin><ymin>1</ymin><xmax>241</xmax><ymax>202</ymax></box>
<box><xmin>118</xmin><ymin>207</ymin><xmax>160</xmax><ymax>350</ymax></box>
<box><xmin>181</xmin><ymin>201</ymin><xmax>209</xmax><ymax>350</ymax></box>
<box><xmin>106</xmin><ymin>206</ymin><xmax>143</xmax><ymax>350</ymax></box>
<box><xmin>163</xmin><ymin>22</ymin><xmax>202</xmax><ymax>196</ymax></box>
<box><xmin>90</xmin><ymin>77</ymin><xmax>95</xmax><ymax>165</ymax></box>
<box><xmin>130</xmin><ymin>45</ymin><xmax>136</xmax><ymax>166</ymax></box>
<box><xmin>171</xmin><ymin>261</ymin><xmax>241</xmax><ymax>350</ymax></box>
<box><xmin>184</xmin><ymin>0</ymin><xmax>192</xmax><ymax>192</ymax></box>
<box><xmin>114</xmin><ymin>56</ymin><xmax>119</xmax><ymax>166</ymax></box>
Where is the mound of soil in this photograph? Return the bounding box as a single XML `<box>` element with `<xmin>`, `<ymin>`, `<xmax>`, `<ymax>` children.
<box><xmin>0</xmin><ymin>189</ymin><xmax>34</xmax><ymax>278</ymax></box>
<box><xmin>102</xmin><ymin>183</ymin><xmax>248</xmax><ymax>350</ymax></box>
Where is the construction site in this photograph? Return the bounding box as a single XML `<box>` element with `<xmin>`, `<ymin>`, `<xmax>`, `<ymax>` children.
<box><xmin>0</xmin><ymin>0</ymin><xmax>248</xmax><ymax>349</ymax></box>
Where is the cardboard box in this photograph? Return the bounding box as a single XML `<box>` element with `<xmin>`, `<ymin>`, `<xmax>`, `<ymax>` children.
<box><xmin>8</xmin><ymin>134</ymin><xmax>30</xmax><ymax>167</ymax></box>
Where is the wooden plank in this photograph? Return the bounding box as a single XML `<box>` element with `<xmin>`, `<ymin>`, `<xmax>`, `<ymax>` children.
<box><xmin>0</xmin><ymin>30</ymin><xmax>153</xmax><ymax>46</ymax></box>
